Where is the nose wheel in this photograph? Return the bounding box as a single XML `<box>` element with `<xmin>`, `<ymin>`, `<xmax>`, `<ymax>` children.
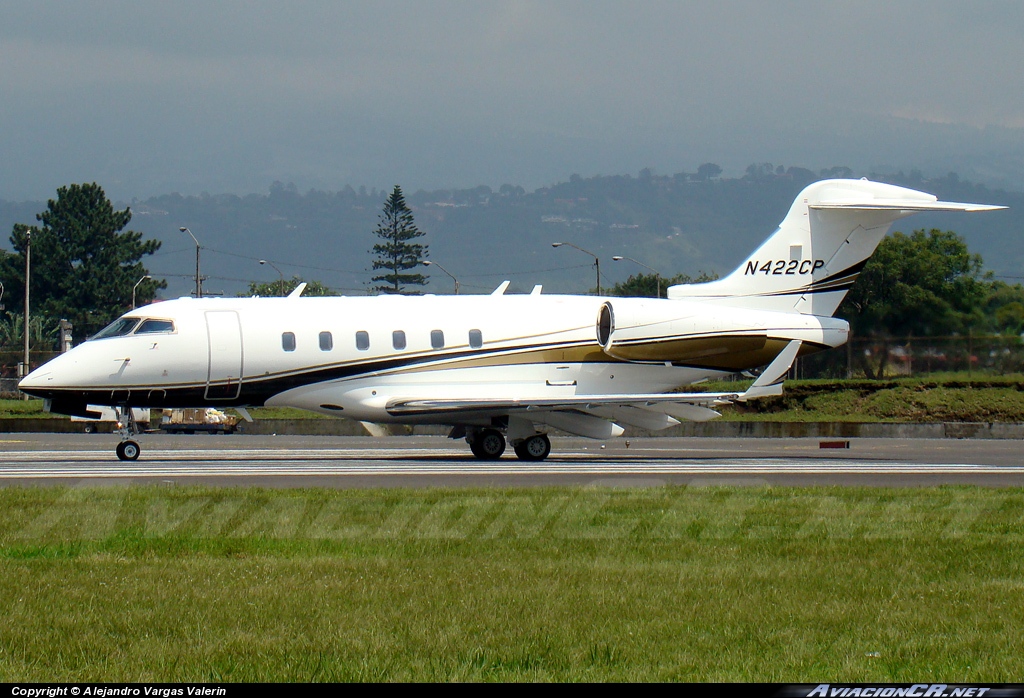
<box><xmin>114</xmin><ymin>405</ymin><xmax>143</xmax><ymax>461</ymax></box>
<box><xmin>116</xmin><ymin>440</ymin><xmax>141</xmax><ymax>461</ymax></box>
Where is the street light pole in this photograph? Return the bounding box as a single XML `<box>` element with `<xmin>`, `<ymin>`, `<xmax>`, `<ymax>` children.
<box><xmin>552</xmin><ymin>242</ymin><xmax>601</xmax><ymax>295</ymax></box>
<box><xmin>179</xmin><ymin>227</ymin><xmax>202</xmax><ymax>298</ymax></box>
<box><xmin>259</xmin><ymin>260</ymin><xmax>285</xmax><ymax>296</ymax></box>
<box><xmin>422</xmin><ymin>260</ymin><xmax>459</xmax><ymax>294</ymax></box>
<box><xmin>132</xmin><ymin>275</ymin><xmax>151</xmax><ymax>309</ymax></box>
<box><xmin>22</xmin><ymin>229</ymin><xmax>30</xmax><ymax>399</ymax></box>
<box><xmin>612</xmin><ymin>255</ymin><xmax>663</xmax><ymax>298</ymax></box>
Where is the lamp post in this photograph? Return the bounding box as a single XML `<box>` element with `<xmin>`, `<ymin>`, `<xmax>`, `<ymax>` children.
<box><xmin>259</xmin><ymin>259</ymin><xmax>285</xmax><ymax>296</ymax></box>
<box><xmin>552</xmin><ymin>242</ymin><xmax>600</xmax><ymax>295</ymax></box>
<box><xmin>423</xmin><ymin>260</ymin><xmax>459</xmax><ymax>294</ymax></box>
<box><xmin>132</xmin><ymin>275</ymin><xmax>151</xmax><ymax>309</ymax></box>
<box><xmin>179</xmin><ymin>227</ymin><xmax>202</xmax><ymax>298</ymax></box>
<box><xmin>612</xmin><ymin>255</ymin><xmax>663</xmax><ymax>298</ymax></box>
<box><xmin>22</xmin><ymin>229</ymin><xmax>30</xmax><ymax>399</ymax></box>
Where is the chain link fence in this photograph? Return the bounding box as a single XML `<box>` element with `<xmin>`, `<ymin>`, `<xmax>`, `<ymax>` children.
<box><xmin>800</xmin><ymin>335</ymin><xmax>1024</xmax><ymax>379</ymax></box>
<box><xmin>0</xmin><ymin>351</ymin><xmax>59</xmax><ymax>398</ymax></box>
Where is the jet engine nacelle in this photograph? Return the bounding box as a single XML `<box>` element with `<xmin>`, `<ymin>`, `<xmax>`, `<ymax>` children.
<box><xmin>596</xmin><ymin>300</ymin><xmax>848</xmax><ymax>369</ymax></box>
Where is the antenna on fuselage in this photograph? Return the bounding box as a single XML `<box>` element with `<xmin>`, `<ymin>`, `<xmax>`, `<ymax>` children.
<box><xmin>287</xmin><ymin>283</ymin><xmax>307</xmax><ymax>299</ymax></box>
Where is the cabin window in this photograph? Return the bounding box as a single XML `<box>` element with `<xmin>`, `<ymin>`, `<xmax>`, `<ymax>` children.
<box><xmin>392</xmin><ymin>330</ymin><xmax>407</xmax><ymax>350</ymax></box>
<box><xmin>91</xmin><ymin>317</ymin><xmax>141</xmax><ymax>340</ymax></box>
<box><xmin>430</xmin><ymin>329</ymin><xmax>444</xmax><ymax>349</ymax></box>
<box><xmin>355</xmin><ymin>331</ymin><xmax>370</xmax><ymax>351</ymax></box>
<box><xmin>135</xmin><ymin>319</ymin><xmax>175</xmax><ymax>334</ymax></box>
<box><xmin>282</xmin><ymin>332</ymin><xmax>296</xmax><ymax>352</ymax></box>
<box><xmin>319</xmin><ymin>331</ymin><xmax>333</xmax><ymax>351</ymax></box>
<box><xmin>469</xmin><ymin>329</ymin><xmax>483</xmax><ymax>349</ymax></box>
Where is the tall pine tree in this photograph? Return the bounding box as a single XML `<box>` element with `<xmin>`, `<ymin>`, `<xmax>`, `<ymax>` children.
<box><xmin>370</xmin><ymin>185</ymin><xmax>428</xmax><ymax>294</ymax></box>
<box><xmin>0</xmin><ymin>183</ymin><xmax>165</xmax><ymax>340</ymax></box>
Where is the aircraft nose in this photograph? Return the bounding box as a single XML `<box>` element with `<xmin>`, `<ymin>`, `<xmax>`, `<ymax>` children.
<box><xmin>18</xmin><ymin>366</ymin><xmax>54</xmax><ymax>395</ymax></box>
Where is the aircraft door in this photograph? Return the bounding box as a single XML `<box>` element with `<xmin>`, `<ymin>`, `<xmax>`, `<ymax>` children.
<box><xmin>205</xmin><ymin>310</ymin><xmax>243</xmax><ymax>400</ymax></box>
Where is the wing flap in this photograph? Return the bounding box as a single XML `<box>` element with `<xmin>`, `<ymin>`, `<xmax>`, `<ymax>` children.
<box><xmin>385</xmin><ymin>390</ymin><xmax>740</xmax><ymax>417</ymax></box>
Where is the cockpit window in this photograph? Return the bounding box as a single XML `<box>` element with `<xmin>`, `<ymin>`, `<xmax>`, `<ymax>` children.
<box><xmin>135</xmin><ymin>319</ymin><xmax>175</xmax><ymax>334</ymax></box>
<box><xmin>92</xmin><ymin>317</ymin><xmax>141</xmax><ymax>340</ymax></box>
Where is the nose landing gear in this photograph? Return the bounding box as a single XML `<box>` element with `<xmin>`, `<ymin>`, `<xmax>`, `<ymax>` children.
<box><xmin>114</xmin><ymin>406</ymin><xmax>142</xmax><ymax>461</ymax></box>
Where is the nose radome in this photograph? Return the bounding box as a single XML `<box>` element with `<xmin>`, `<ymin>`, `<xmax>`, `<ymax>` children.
<box><xmin>18</xmin><ymin>368</ymin><xmax>52</xmax><ymax>392</ymax></box>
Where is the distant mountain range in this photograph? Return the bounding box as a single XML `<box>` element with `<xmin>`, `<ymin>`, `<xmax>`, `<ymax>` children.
<box><xmin>2</xmin><ymin>167</ymin><xmax>1021</xmax><ymax>299</ymax></box>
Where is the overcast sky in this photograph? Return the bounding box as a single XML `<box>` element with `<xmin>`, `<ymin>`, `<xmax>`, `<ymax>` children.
<box><xmin>3</xmin><ymin>1</ymin><xmax>1024</xmax><ymax>200</ymax></box>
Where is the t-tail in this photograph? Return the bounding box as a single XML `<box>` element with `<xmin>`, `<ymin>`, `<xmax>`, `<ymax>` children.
<box><xmin>667</xmin><ymin>179</ymin><xmax>1004</xmax><ymax>316</ymax></box>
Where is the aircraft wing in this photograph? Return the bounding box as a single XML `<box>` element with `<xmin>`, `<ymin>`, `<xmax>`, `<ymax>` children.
<box><xmin>386</xmin><ymin>341</ymin><xmax>802</xmax><ymax>435</ymax></box>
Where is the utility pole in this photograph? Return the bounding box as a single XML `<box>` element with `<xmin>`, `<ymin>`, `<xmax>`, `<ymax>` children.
<box><xmin>259</xmin><ymin>260</ymin><xmax>285</xmax><ymax>296</ymax></box>
<box><xmin>612</xmin><ymin>255</ymin><xmax>662</xmax><ymax>298</ymax></box>
<box><xmin>180</xmin><ymin>227</ymin><xmax>202</xmax><ymax>298</ymax></box>
<box><xmin>423</xmin><ymin>260</ymin><xmax>459</xmax><ymax>294</ymax></box>
<box><xmin>552</xmin><ymin>242</ymin><xmax>601</xmax><ymax>295</ymax></box>
<box><xmin>22</xmin><ymin>229</ymin><xmax>30</xmax><ymax>399</ymax></box>
<box><xmin>132</xmin><ymin>274</ymin><xmax>151</xmax><ymax>309</ymax></box>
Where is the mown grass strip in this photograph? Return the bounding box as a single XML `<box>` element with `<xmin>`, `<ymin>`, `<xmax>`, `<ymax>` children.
<box><xmin>0</xmin><ymin>485</ymin><xmax>1022</xmax><ymax>682</ymax></box>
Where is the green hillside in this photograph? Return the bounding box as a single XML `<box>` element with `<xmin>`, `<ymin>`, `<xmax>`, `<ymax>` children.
<box><xmin>2</xmin><ymin>167</ymin><xmax>1018</xmax><ymax>299</ymax></box>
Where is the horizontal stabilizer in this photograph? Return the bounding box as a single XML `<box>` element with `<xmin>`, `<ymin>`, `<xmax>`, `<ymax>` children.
<box><xmin>812</xmin><ymin>200</ymin><xmax>1005</xmax><ymax>213</ymax></box>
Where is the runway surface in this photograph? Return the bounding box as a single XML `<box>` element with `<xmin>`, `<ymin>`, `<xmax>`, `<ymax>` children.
<box><xmin>1</xmin><ymin>433</ymin><xmax>1023</xmax><ymax>487</ymax></box>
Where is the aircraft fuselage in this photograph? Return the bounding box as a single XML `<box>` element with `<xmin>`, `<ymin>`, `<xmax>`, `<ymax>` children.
<box><xmin>21</xmin><ymin>293</ymin><xmax>847</xmax><ymax>425</ymax></box>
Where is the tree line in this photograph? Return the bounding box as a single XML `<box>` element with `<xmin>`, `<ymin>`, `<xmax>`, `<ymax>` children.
<box><xmin>0</xmin><ymin>183</ymin><xmax>429</xmax><ymax>362</ymax></box>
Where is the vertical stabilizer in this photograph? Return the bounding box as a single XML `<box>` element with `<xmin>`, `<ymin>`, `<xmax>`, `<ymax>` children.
<box><xmin>667</xmin><ymin>179</ymin><xmax>1003</xmax><ymax>316</ymax></box>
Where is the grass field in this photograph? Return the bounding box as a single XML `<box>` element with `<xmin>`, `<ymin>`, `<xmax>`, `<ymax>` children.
<box><xmin>1</xmin><ymin>485</ymin><xmax>1022</xmax><ymax>682</ymax></box>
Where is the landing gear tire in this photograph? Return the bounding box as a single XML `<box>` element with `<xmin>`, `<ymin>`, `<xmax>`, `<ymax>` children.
<box><xmin>514</xmin><ymin>434</ymin><xmax>551</xmax><ymax>462</ymax></box>
<box><xmin>469</xmin><ymin>429</ymin><xmax>506</xmax><ymax>460</ymax></box>
<box><xmin>116</xmin><ymin>440</ymin><xmax>141</xmax><ymax>461</ymax></box>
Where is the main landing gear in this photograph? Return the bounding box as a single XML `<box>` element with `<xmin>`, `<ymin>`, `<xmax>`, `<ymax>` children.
<box><xmin>465</xmin><ymin>428</ymin><xmax>551</xmax><ymax>462</ymax></box>
<box><xmin>114</xmin><ymin>406</ymin><xmax>142</xmax><ymax>461</ymax></box>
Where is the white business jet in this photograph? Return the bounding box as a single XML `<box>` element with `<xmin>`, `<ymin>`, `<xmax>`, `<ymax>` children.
<box><xmin>19</xmin><ymin>179</ymin><xmax>1003</xmax><ymax>461</ymax></box>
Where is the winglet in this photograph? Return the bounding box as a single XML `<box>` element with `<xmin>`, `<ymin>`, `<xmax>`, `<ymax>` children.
<box><xmin>739</xmin><ymin>340</ymin><xmax>802</xmax><ymax>401</ymax></box>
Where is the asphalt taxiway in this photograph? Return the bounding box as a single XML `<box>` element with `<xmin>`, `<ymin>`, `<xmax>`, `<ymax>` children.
<box><xmin>1</xmin><ymin>433</ymin><xmax>1023</xmax><ymax>487</ymax></box>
